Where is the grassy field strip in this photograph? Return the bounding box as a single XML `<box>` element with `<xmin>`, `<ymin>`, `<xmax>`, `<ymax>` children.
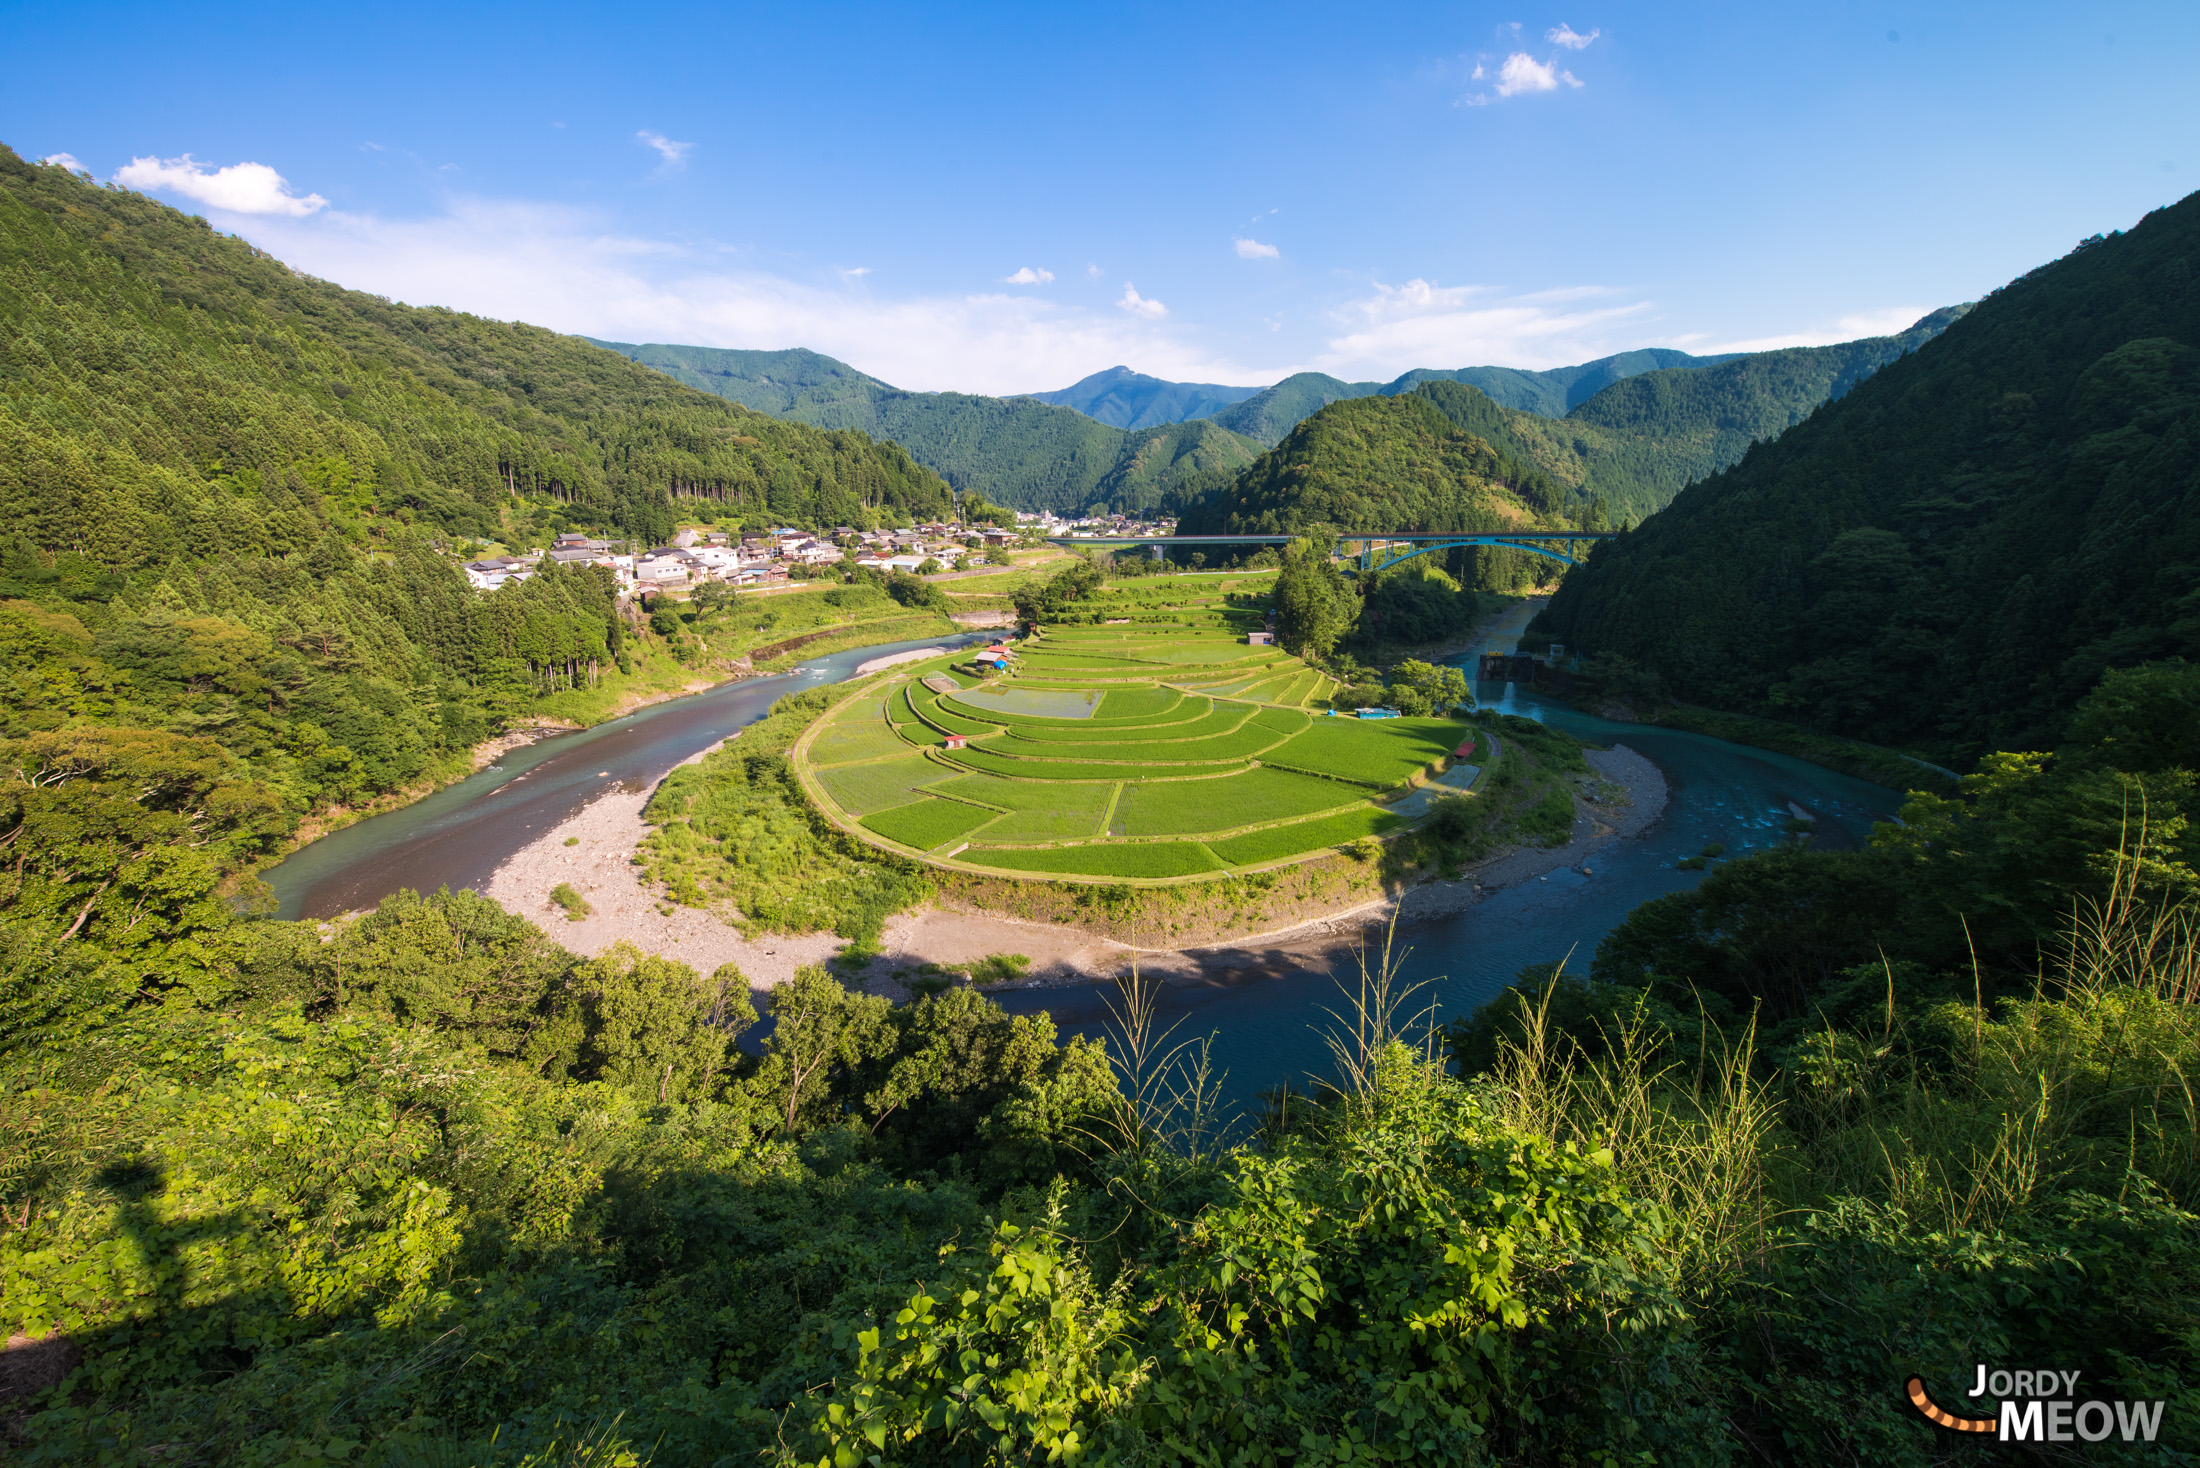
<box><xmin>815</xmin><ymin>751</ymin><xmax>947</xmax><ymax>817</ymax></box>
<box><xmin>977</xmin><ymin>706</ymin><xmax>1255</xmax><ymax>744</ymax></box>
<box><xmin>1229</xmin><ymin>672</ymin><xmax>1298</xmax><ymax>702</ymax></box>
<box><xmin>806</xmin><ymin>697</ymin><xmax>913</xmax><ymax>766</ymax></box>
<box><xmin>1208</xmin><ymin>807</ymin><xmax>1402</xmax><ymax>867</ymax></box>
<box><xmin>941</xmin><ymin>747</ymin><xmax>1260</xmax><ymax>782</ymax></box>
<box><xmin>972</xmin><ymin>725</ymin><xmax>1294</xmax><ymax>764</ymax></box>
<box><xmin>1097</xmin><ymin>781</ymin><xmax>1125</xmax><ymax>837</ymax></box>
<box><xmin>1111</xmin><ymin>767</ymin><xmax>1371</xmax><ymax>838</ymax></box>
<box><xmin>957</xmin><ymin>841</ymin><xmax>1225</xmax><ymax>879</ymax></box>
<box><xmin>939</xmin><ymin>691</ymin><xmax>1204</xmax><ymax>729</ymax></box>
<box><xmin>927</xmin><ymin>775</ymin><xmax>1117</xmax><ymax>840</ymax></box>
<box><xmin>885</xmin><ymin>683</ymin><xmax>926</xmax><ymax>727</ymax></box>
<box><xmin>912</xmin><ymin>692</ymin><xmax>998</xmax><ymax>738</ymax></box>
<box><xmin>860</xmin><ymin>797</ymin><xmax>1003</xmax><ymax>851</ymax></box>
<box><xmin>1262</xmin><ymin>717</ymin><xmax>1471</xmax><ymax>787</ymax></box>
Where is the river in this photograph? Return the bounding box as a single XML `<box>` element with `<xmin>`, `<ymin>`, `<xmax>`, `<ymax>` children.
<box><xmin>264</xmin><ymin>609</ymin><xmax>1908</xmax><ymax>1106</ymax></box>
<box><xmin>263</xmin><ymin>633</ymin><xmax>989</xmax><ymax>920</ymax></box>
<box><xmin>988</xmin><ymin>599</ymin><xmax>1909</xmax><ymax>1104</ymax></box>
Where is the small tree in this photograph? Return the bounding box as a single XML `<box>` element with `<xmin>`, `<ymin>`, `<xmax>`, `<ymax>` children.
<box><xmin>1273</xmin><ymin>539</ymin><xmax>1354</xmax><ymax>658</ymax></box>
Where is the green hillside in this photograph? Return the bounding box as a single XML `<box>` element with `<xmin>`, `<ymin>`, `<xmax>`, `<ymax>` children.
<box><xmin>1206</xmin><ymin>349</ymin><xmax>1745</xmax><ymax>446</ymax></box>
<box><xmin>0</xmin><ymin>145</ymin><xmax>957</xmax><ymax>842</ymax></box>
<box><xmin>1532</xmin><ymin>198</ymin><xmax>2200</xmax><ymax>764</ymax></box>
<box><xmin>1024</xmin><ymin>363</ymin><xmax>1262</xmax><ymax>428</ymax></box>
<box><xmin>591</xmin><ymin>339</ymin><xmax>1266</xmax><ymax>515</ymax></box>
<box><xmin>1358</xmin><ymin>312</ymin><xmax>1970</xmax><ymax>526</ymax></box>
<box><xmin>597</xmin><ymin>320</ymin><xmax>1964</xmax><ymax>525</ymax></box>
<box><xmin>1176</xmin><ymin>391</ymin><xmax>1587</xmax><ymax>592</ymax></box>
<box><xmin>1183</xmin><ymin>323</ymin><xmax>1965</xmax><ymax>525</ymax></box>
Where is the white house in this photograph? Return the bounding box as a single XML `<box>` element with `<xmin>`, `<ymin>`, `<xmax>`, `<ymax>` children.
<box><xmin>464</xmin><ymin>556</ymin><xmax>535</xmax><ymax>591</ymax></box>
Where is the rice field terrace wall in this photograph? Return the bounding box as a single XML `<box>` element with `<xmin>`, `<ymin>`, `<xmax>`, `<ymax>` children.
<box><xmin>791</xmin><ymin>625</ymin><xmax>1474</xmax><ymax>883</ymax></box>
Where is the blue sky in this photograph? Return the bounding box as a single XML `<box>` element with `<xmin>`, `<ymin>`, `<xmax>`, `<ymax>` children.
<box><xmin>7</xmin><ymin>0</ymin><xmax>2194</xmax><ymax>393</ymax></box>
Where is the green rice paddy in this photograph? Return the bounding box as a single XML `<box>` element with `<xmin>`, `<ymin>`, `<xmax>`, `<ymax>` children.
<box><xmin>794</xmin><ymin>622</ymin><xmax>1470</xmax><ymax>882</ymax></box>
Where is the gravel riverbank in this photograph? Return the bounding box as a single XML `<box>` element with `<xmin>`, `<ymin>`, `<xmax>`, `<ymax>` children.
<box><xmin>480</xmin><ymin>737</ymin><xmax>1670</xmax><ymax>996</ymax></box>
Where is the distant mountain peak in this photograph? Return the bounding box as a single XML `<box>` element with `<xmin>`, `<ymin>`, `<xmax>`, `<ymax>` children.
<box><xmin>1024</xmin><ymin>368</ymin><xmax>1265</xmax><ymax>431</ymax></box>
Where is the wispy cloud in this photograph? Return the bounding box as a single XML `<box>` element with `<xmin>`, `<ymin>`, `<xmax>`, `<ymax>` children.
<box><xmin>1706</xmin><ymin>306</ymin><xmax>1934</xmax><ymax>353</ymax></box>
<box><xmin>211</xmin><ymin>196</ymin><xmax>1271</xmax><ymax>393</ymax></box>
<box><xmin>113</xmin><ymin>154</ymin><xmax>329</xmax><ymax>216</ymax></box>
<box><xmin>1234</xmin><ymin>237</ymin><xmax>1280</xmax><ymax>260</ymax></box>
<box><xmin>635</xmin><ymin>130</ymin><xmax>693</xmax><ymax>169</ymax></box>
<box><xmin>1546</xmin><ymin>23</ymin><xmax>1600</xmax><ymax>49</ymax></box>
<box><xmin>1116</xmin><ymin>282</ymin><xmax>1168</xmax><ymax>319</ymax></box>
<box><xmin>40</xmin><ymin>152</ymin><xmax>86</xmax><ymax>174</ymax></box>
<box><xmin>839</xmin><ymin>266</ymin><xmax>871</xmax><ymax>278</ymax></box>
<box><xmin>1086</xmin><ymin>263</ymin><xmax>1104</xmax><ymax>279</ymax></box>
<box><xmin>1315</xmin><ymin>276</ymin><xmax>1653</xmax><ymax>375</ymax></box>
<box><xmin>1003</xmin><ymin>266</ymin><xmax>1055</xmax><ymax>284</ymax></box>
<box><xmin>1495</xmin><ymin>52</ymin><xmax>1582</xmax><ymax>96</ymax></box>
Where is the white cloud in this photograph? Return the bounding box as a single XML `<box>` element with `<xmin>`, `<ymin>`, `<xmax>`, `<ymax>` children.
<box><xmin>1003</xmin><ymin>266</ymin><xmax>1055</xmax><ymax>284</ymax></box>
<box><xmin>113</xmin><ymin>154</ymin><xmax>329</xmax><ymax>216</ymax></box>
<box><xmin>1234</xmin><ymin>237</ymin><xmax>1280</xmax><ymax>260</ymax></box>
<box><xmin>839</xmin><ymin>266</ymin><xmax>872</xmax><ymax>278</ymax></box>
<box><xmin>1706</xmin><ymin>306</ymin><xmax>1934</xmax><ymax>353</ymax></box>
<box><xmin>1086</xmin><ymin>263</ymin><xmax>1104</xmax><ymax>279</ymax></box>
<box><xmin>40</xmin><ymin>152</ymin><xmax>86</xmax><ymax>173</ymax></box>
<box><xmin>1116</xmin><ymin>282</ymin><xmax>1168</xmax><ymax>319</ymax></box>
<box><xmin>215</xmin><ymin>197</ymin><xmax>1272</xmax><ymax>394</ymax></box>
<box><xmin>1546</xmin><ymin>23</ymin><xmax>1600</xmax><ymax>49</ymax></box>
<box><xmin>636</xmin><ymin>130</ymin><xmax>692</xmax><ymax>168</ymax></box>
<box><xmin>1314</xmin><ymin>276</ymin><xmax>1654</xmax><ymax>376</ymax></box>
<box><xmin>1494</xmin><ymin>53</ymin><xmax>1582</xmax><ymax>96</ymax></box>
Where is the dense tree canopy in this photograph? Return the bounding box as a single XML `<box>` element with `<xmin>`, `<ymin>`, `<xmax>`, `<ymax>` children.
<box><xmin>1531</xmin><ymin>195</ymin><xmax>2200</xmax><ymax>765</ymax></box>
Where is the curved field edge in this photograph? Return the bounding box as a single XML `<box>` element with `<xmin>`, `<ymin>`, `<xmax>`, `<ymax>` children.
<box><xmin>793</xmin><ymin>679</ymin><xmax>1463</xmax><ymax>886</ymax></box>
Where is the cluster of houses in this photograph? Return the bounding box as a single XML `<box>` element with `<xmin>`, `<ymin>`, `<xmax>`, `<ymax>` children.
<box><xmin>1016</xmin><ymin>510</ymin><xmax>1178</xmax><ymax>538</ymax></box>
<box><xmin>461</xmin><ymin>521</ymin><xmax>1025</xmax><ymax>597</ymax></box>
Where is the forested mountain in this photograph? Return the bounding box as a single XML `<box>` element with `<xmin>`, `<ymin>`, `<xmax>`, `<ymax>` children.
<box><xmin>591</xmin><ymin>339</ymin><xmax>1266</xmax><ymax>516</ymax></box>
<box><xmin>600</xmin><ymin>317</ymin><xmax>1963</xmax><ymax>523</ymax></box>
<box><xmin>1023</xmin><ymin>363</ymin><xmax>1261</xmax><ymax>428</ymax></box>
<box><xmin>1533</xmin><ymin>196</ymin><xmax>2199</xmax><ymax>764</ymax></box>
<box><xmin>1205</xmin><ymin>348</ymin><xmax>1744</xmax><ymax>446</ymax></box>
<box><xmin>1178</xmin><ymin>391</ymin><xmax>1586</xmax><ymax>591</ymax></box>
<box><xmin>0</xmin><ymin>144</ymin><xmax>955</xmax><ymax>839</ymax></box>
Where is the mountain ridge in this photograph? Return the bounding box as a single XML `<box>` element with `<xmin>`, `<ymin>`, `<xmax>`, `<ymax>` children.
<box><xmin>597</xmin><ymin>318</ymin><xmax>1964</xmax><ymax>521</ymax></box>
<box><xmin>1022</xmin><ymin>365</ymin><xmax>1262</xmax><ymax>429</ymax></box>
<box><xmin>1530</xmin><ymin>199</ymin><xmax>2200</xmax><ymax>764</ymax></box>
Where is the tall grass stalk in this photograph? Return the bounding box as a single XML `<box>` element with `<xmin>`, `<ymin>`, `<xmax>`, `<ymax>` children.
<box><xmin>1483</xmin><ymin>972</ymin><xmax>1783</xmax><ymax>1295</ymax></box>
<box><xmin>1316</xmin><ymin>913</ymin><xmax>1441</xmax><ymax>1108</ymax></box>
<box><xmin>1098</xmin><ymin>956</ymin><xmax>1228</xmax><ymax>1157</ymax></box>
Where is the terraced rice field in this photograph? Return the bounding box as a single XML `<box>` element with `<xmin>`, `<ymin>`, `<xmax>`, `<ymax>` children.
<box><xmin>795</xmin><ymin>625</ymin><xmax>1471</xmax><ymax>880</ymax></box>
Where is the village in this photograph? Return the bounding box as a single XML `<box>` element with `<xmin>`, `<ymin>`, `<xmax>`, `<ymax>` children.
<box><xmin>459</xmin><ymin>509</ymin><xmax>1179</xmax><ymax>596</ymax></box>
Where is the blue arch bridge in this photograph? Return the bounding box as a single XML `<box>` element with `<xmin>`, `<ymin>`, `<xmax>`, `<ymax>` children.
<box><xmin>1041</xmin><ymin>530</ymin><xmax>1619</xmax><ymax>573</ymax></box>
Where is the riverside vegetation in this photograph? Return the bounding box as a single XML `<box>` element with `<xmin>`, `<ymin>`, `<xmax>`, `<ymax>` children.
<box><xmin>4</xmin><ymin>664</ymin><xmax>2197</xmax><ymax>1464</ymax></box>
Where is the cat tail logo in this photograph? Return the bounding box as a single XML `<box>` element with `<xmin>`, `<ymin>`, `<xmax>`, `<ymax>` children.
<box><xmin>1905</xmin><ymin>1378</ymin><xmax>1996</xmax><ymax>1434</ymax></box>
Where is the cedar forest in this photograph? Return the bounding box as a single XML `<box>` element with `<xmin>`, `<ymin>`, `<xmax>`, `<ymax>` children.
<box><xmin>3</xmin><ymin>142</ymin><xmax>2199</xmax><ymax>1467</ymax></box>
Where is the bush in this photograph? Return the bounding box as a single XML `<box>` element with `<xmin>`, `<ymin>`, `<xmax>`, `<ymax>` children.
<box><xmin>549</xmin><ymin>881</ymin><xmax>591</xmax><ymax>920</ymax></box>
